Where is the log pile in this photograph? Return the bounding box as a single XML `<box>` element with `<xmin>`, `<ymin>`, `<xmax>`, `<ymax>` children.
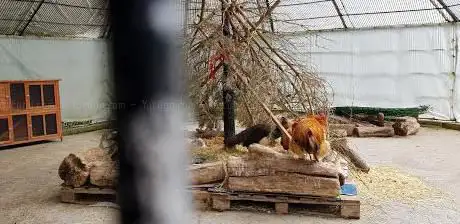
<box><xmin>330</xmin><ymin>113</ymin><xmax>421</xmax><ymax>138</ymax></box>
<box><xmin>59</xmin><ymin>130</ymin><xmax>119</xmax><ymax>188</ymax></box>
<box><xmin>189</xmin><ymin>143</ymin><xmax>350</xmax><ymax>197</ymax></box>
<box><xmin>58</xmin><ymin>147</ymin><xmax>119</xmax><ymax>188</ymax></box>
<box><xmin>61</xmin><ymin>145</ymin><xmax>348</xmax><ymax>193</ymax></box>
<box><xmin>59</xmin><ymin>130</ymin><xmax>361</xmax><ymax>199</ymax></box>
<box><xmin>227</xmin><ymin>155</ymin><xmax>341</xmax><ymax>197</ymax></box>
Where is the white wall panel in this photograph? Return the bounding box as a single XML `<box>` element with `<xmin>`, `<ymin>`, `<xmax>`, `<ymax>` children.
<box><xmin>454</xmin><ymin>26</ymin><xmax>460</xmax><ymax>121</ymax></box>
<box><xmin>288</xmin><ymin>24</ymin><xmax>458</xmax><ymax>120</ymax></box>
<box><xmin>0</xmin><ymin>36</ymin><xmax>110</xmax><ymax>122</ymax></box>
<box><xmin>1</xmin><ymin>23</ymin><xmax>459</xmax><ymax>122</ymax></box>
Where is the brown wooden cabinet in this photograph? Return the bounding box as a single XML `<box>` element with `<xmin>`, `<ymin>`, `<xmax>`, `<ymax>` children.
<box><xmin>0</xmin><ymin>80</ymin><xmax>63</xmax><ymax>147</ymax></box>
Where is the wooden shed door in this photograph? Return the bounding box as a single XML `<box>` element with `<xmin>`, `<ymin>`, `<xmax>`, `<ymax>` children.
<box><xmin>0</xmin><ymin>84</ymin><xmax>10</xmax><ymax>114</ymax></box>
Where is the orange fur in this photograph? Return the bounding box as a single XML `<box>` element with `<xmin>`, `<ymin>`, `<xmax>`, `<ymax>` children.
<box><xmin>303</xmin><ymin>115</ymin><xmax>326</xmax><ymax>142</ymax></box>
<box><xmin>281</xmin><ymin>114</ymin><xmax>328</xmax><ymax>161</ymax></box>
<box><xmin>313</xmin><ymin>113</ymin><xmax>328</xmax><ymax>127</ymax></box>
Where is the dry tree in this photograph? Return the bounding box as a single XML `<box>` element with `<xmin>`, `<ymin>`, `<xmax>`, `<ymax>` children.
<box><xmin>186</xmin><ymin>0</ymin><xmax>332</xmax><ymax>131</ymax></box>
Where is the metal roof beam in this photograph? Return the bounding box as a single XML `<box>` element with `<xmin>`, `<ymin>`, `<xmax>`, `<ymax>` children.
<box><xmin>436</xmin><ymin>0</ymin><xmax>459</xmax><ymax>22</ymax></box>
<box><xmin>103</xmin><ymin>24</ymin><xmax>111</xmax><ymax>38</ymax></box>
<box><xmin>331</xmin><ymin>0</ymin><xmax>348</xmax><ymax>29</ymax></box>
<box><xmin>264</xmin><ymin>0</ymin><xmax>275</xmax><ymax>33</ymax></box>
<box><xmin>429</xmin><ymin>0</ymin><xmax>452</xmax><ymax>22</ymax></box>
<box><xmin>18</xmin><ymin>0</ymin><xmax>45</xmax><ymax>36</ymax></box>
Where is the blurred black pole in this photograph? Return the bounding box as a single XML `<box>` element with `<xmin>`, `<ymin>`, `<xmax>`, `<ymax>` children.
<box><xmin>109</xmin><ymin>0</ymin><xmax>191</xmax><ymax>223</ymax></box>
<box><xmin>222</xmin><ymin>2</ymin><xmax>236</xmax><ymax>142</ymax></box>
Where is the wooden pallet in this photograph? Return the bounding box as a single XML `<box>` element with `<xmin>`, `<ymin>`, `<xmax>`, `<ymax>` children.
<box><xmin>61</xmin><ymin>185</ymin><xmax>360</xmax><ymax>219</ymax></box>
<box><xmin>61</xmin><ymin>184</ymin><xmax>213</xmax><ymax>206</ymax></box>
<box><xmin>60</xmin><ymin>186</ymin><xmax>117</xmax><ymax>205</ymax></box>
<box><xmin>208</xmin><ymin>189</ymin><xmax>360</xmax><ymax>219</ymax></box>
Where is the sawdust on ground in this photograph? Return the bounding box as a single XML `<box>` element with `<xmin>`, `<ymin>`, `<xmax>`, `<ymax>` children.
<box><xmin>353</xmin><ymin>165</ymin><xmax>445</xmax><ymax>205</ymax></box>
<box><xmin>190</xmin><ymin>137</ymin><xmax>247</xmax><ymax>162</ymax></box>
<box><xmin>192</xmin><ymin>136</ymin><xmax>448</xmax><ymax>208</ymax></box>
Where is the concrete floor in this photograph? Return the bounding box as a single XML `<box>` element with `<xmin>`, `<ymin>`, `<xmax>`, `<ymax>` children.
<box><xmin>0</xmin><ymin>130</ymin><xmax>119</xmax><ymax>224</ymax></box>
<box><xmin>1</xmin><ymin>128</ymin><xmax>460</xmax><ymax>224</ymax></box>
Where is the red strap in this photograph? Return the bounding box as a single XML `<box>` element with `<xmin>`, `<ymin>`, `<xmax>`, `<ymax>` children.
<box><xmin>208</xmin><ymin>54</ymin><xmax>218</xmax><ymax>80</ymax></box>
<box><xmin>208</xmin><ymin>53</ymin><xmax>227</xmax><ymax>80</ymax></box>
<box><xmin>209</xmin><ymin>61</ymin><xmax>216</xmax><ymax>80</ymax></box>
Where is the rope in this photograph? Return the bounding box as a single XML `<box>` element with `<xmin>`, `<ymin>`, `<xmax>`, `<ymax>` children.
<box><xmin>216</xmin><ymin>159</ymin><xmax>229</xmax><ymax>190</ymax></box>
<box><xmin>208</xmin><ymin>52</ymin><xmax>228</xmax><ymax>80</ymax></box>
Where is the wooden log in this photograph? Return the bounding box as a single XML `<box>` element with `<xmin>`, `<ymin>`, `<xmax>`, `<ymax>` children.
<box><xmin>351</xmin><ymin>113</ymin><xmax>385</xmax><ymax>127</ymax></box>
<box><xmin>340</xmin><ymin>195</ymin><xmax>361</xmax><ymax>219</ymax></box>
<box><xmin>81</xmin><ymin>147</ymin><xmax>109</xmax><ymax>164</ymax></box>
<box><xmin>275</xmin><ymin>203</ymin><xmax>289</xmax><ymax>214</ymax></box>
<box><xmin>58</xmin><ymin>153</ymin><xmax>90</xmax><ymax>187</ymax></box>
<box><xmin>392</xmin><ymin>117</ymin><xmax>420</xmax><ymax>136</ymax></box>
<box><xmin>83</xmin><ymin>147</ymin><xmax>119</xmax><ymax>188</ymax></box>
<box><xmin>189</xmin><ymin>161</ymin><xmax>225</xmax><ymax>185</ymax></box>
<box><xmin>212</xmin><ymin>194</ymin><xmax>231</xmax><ymax>211</ymax></box>
<box><xmin>58</xmin><ymin>147</ymin><xmax>112</xmax><ymax>187</ymax></box>
<box><xmin>355</xmin><ymin>122</ymin><xmax>378</xmax><ymax>127</ymax></box>
<box><xmin>89</xmin><ymin>159</ymin><xmax>119</xmax><ymax>188</ymax></box>
<box><xmin>330</xmin><ymin>124</ymin><xmax>357</xmax><ymax>136</ymax></box>
<box><xmin>353</xmin><ymin>126</ymin><xmax>394</xmax><ymax>137</ymax></box>
<box><xmin>227</xmin><ymin>145</ymin><xmax>342</xmax><ymax>196</ymax></box>
<box><xmin>441</xmin><ymin>122</ymin><xmax>460</xmax><ymax>131</ymax></box>
<box><xmin>386</xmin><ymin>116</ymin><xmax>416</xmax><ymax>122</ymax></box>
<box><xmin>330</xmin><ymin>129</ymin><xmax>347</xmax><ymax>138</ymax></box>
<box><xmin>329</xmin><ymin>115</ymin><xmax>353</xmax><ymax>124</ymax></box>
<box><xmin>189</xmin><ymin>189</ymin><xmax>212</xmax><ymax>211</ymax></box>
<box><xmin>330</xmin><ymin>138</ymin><xmax>370</xmax><ymax>173</ymax></box>
<box><xmin>227</xmin><ymin>174</ymin><xmax>340</xmax><ymax>197</ymax></box>
<box><xmin>227</xmin><ymin>156</ymin><xmax>339</xmax><ymax>178</ymax></box>
<box><xmin>247</xmin><ymin>143</ymin><xmax>294</xmax><ymax>160</ymax></box>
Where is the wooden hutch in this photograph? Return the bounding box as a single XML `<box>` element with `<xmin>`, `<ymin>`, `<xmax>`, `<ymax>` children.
<box><xmin>0</xmin><ymin>80</ymin><xmax>63</xmax><ymax>147</ymax></box>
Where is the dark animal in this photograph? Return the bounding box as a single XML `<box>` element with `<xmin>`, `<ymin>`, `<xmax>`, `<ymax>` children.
<box><xmin>224</xmin><ymin>124</ymin><xmax>282</xmax><ymax>148</ymax></box>
<box><xmin>339</xmin><ymin>173</ymin><xmax>345</xmax><ymax>186</ymax></box>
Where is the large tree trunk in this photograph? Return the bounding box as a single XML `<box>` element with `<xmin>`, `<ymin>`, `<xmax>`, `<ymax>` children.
<box><xmin>227</xmin><ymin>153</ymin><xmax>339</xmax><ymax>178</ymax></box>
<box><xmin>224</xmin><ymin>144</ymin><xmax>342</xmax><ymax>197</ymax></box>
<box><xmin>228</xmin><ymin>174</ymin><xmax>340</xmax><ymax>197</ymax></box>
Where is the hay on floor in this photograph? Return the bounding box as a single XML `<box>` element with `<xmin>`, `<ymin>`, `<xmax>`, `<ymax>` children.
<box><xmin>354</xmin><ymin>165</ymin><xmax>444</xmax><ymax>204</ymax></box>
<box><xmin>190</xmin><ymin>137</ymin><xmax>247</xmax><ymax>163</ymax></box>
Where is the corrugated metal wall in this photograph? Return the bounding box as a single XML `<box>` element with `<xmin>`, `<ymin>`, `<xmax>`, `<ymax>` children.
<box><xmin>0</xmin><ymin>36</ymin><xmax>110</xmax><ymax>122</ymax></box>
<box><xmin>0</xmin><ymin>23</ymin><xmax>459</xmax><ymax>122</ymax></box>
<box><xmin>288</xmin><ymin>24</ymin><xmax>459</xmax><ymax>120</ymax></box>
<box><xmin>455</xmin><ymin>27</ymin><xmax>460</xmax><ymax>121</ymax></box>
